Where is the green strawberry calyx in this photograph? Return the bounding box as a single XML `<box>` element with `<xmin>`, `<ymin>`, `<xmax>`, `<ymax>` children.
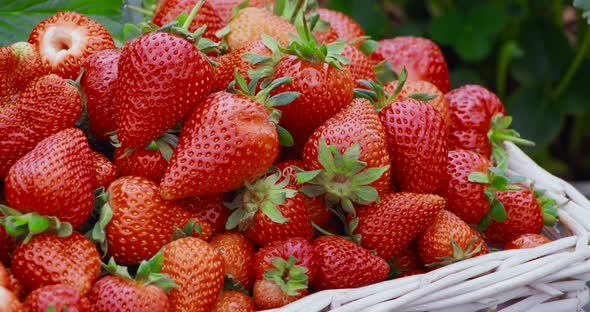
<box><xmin>533</xmin><ymin>188</ymin><xmax>561</xmax><ymax>226</ymax></box>
<box><xmin>468</xmin><ymin>167</ymin><xmax>526</xmax><ymax>229</ymax></box>
<box><xmin>426</xmin><ymin>236</ymin><xmax>483</xmax><ymax>268</ymax></box>
<box><xmin>296</xmin><ymin>138</ymin><xmax>389</xmax><ymax>217</ymax></box>
<box><xmin>225</xmin><ymin>169</ymin><xmax>296</xmax><ymax>232</ymax></box>
<box><xmin>488</xmin><ymin>113</ymin><xmax>535</xmax><ymax>169</ymax></box>
<box><xmin>112</xmin><ymin>132</ymin><xmax>179</xmax><ymax>163</ymax></box>
<box><xmin>0</xmin><ymin>205</ymin><xmax>73</xmax><ymax>244</ymax></box>
<box><xmin>86</xmin><ymin>190</ymin><xmax>113</xmax><ymax>255</ymax></box>
<box><xmin>264</xmin><ymin>255</ymin><xmax>309</xmax><ymax>296</ymax></box>
<box><xmin>103</xmin><ymin>252</ymin><xmax>178</xmax><ymax>292</ymax></box>
<box><xmin>171</xmin><ymin>218</ymin><xmax>204</xmax><ymax>241</ymax></box>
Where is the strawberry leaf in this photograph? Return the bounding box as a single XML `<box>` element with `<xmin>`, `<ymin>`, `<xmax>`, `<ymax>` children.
<box><xmin>489</xmin><ymin>199</ymin><xmax>507</xmax><ymax>222</ymax></box>
<box><xmin>277</xmin><ymin>125</ymin><xmax>295</xmax><ymax>147</ymax></box>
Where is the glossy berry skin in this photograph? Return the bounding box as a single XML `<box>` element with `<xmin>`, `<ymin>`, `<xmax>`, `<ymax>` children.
<box><xmin>88</xmin><ymin>275</ymin><xmax>169</xmax><ymax>312</ymax></box>
<box><xmin>10</xmin><ymin>232</ymin><xmax>101</xmax><ymax>295</ymax></box>
<box><xmin>316</xmin><ymin>8</ymin><xmax>365</xmax><ymax>43</ymax></box>
<box><xmin>445</xmin><ymin>85</ymin><xmax>506</xmax><ymax>157</ymax></box>
<box><xmin>160</xmin><ymin>91</ymin><xmax>279</xmax><ymax>199</ymax></box>
<box><xmin>0</xmin><ymin>286</ymin><xmax>23</xmax><ymax>312</ymax></box>
<box><xmin>271</xmin><ymin>55</ymin><xmax>355</xmax><ymax>150</ymax></box>
<box><xmin>304</xmin><ymin>98</ymin><xmax>391</xmax><ymax>195</ymax></box>
<box><xmin>226</xmin><ymin>7</ymin><xmax>295</xmax><ymax>51</ymax></box>
<box><xmin>161</xmin><ymin>237</ymin><xmax>225</xmax><ymax>312</ymax></box>
<box><xmin>23</xmin><ymin>284</ymin><xmax>91</xmax><ymax>312</ymax></box>
<box><xmin>417</xmin><ymin>210</ymin><xmax>489</xmax><ymax>267</ymax></box>
<box><xmin>28</xmin><ymin>12</ymin><xmax>115</xmax><ymax>80</ymax></box>
<box><xmin>212</xmin><ymin>290</ymin><xmax>256</xmax><ymax>312</ymax></box>
<box><xmin>0</xmin><ymin>42</ymin><xmax>47</xmax><ymax>103</ymax></box>
<box><xmin>152</xmin><ymin>0</ymin><xmax>225</xmax><ymax>42</ymax></box>
<box><xmin>484</xmin><ymin>186</ymin><xmax>544</xmax><ymax>244</ymax></box>
<box><xmin>311</xmin><ymin>235</ymin><xmax>389</xmax><ymax>291</ymax></box>
<box><xmin>210</xmin><ymin>231</ymin><xmax>255</xmax><ymax>291</ymax></box>
<box><xmin>379</xmin><ymin>98</ymin><xmax>448</xmax><ymax>194</ymax></box>
<box><xmin>504</xmin><ymin>233</ymin><xmax>551</xmax><ymax>250</ymax></box>
<box><xmin>89</xmin><ymin>149</ymin><xmax>117</xmax><ymax>190</ymax></box>
<box><xmin>253</xmin><ymin>237</ymin><xmax>317</xmax><ymax>282</ymax></box>
<box><xmin>114</xmin><ymin>147</ymin><xmax>167</xmax><ymax>183</ymax></box>
<box><xmin>80</xmin><ymin>49</ymin><xmax>120</xmax><ymax>141</ymax></box>
<box><xmin>180</xmin><ymin>195</ymin><xmax>231</xmax><ymax>234</ymax></box>
<box><xmin>115</xmin><ymin>32</ymin><xmax>213</xmax><ymax>148</ymax></box>
<box><xmin>0</xmin><ymin>74</ymin><xmax>82</xmax><ymax>177</ymax></box>
<box><xmin>253</xmin><ymin>278</ymin><xmax>307</xmax><ymax>310</ymax></box>
<box><xmin>442</xmin><ymin>150</ymin><xmax>493</xmax><ymax>225</ymax></box>
<box><xmin>353</xmin><ymin>192</ymin><xmax>446</xmax><ymax>260</ymax></box>
<box><xmin>212</xmin><ymin>40</ymin><xmax>271</xmax><ymax>92</ymax></box>
<box><xmin>5</xmin><ymin>128</ymin><xmax>93</xmax><ymax>228</ymax></box>
<box><xmin>343</xmin><ymin>45</ymin><xmax>376</xmax><ymax>88</ymax></box>
<box><xmin>371</xmin><ymin>36</ymin><xmax>450</xmax><ymax>93</ymax></box>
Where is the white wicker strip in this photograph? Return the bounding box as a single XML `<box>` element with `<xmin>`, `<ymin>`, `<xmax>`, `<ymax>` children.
<box><xmin>269</xmin><ymin>143</ymin><xmax>590</xmax><ymax>312</ymax></box>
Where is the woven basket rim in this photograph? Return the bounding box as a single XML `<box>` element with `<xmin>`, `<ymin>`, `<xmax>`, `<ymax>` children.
<box><xmin>269</xmin><ymin>142</ymin><xmax>590</xmax><ymax>312</ymax></box>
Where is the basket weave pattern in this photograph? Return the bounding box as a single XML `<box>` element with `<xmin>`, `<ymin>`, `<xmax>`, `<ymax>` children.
<box><xmin>270</xmin><ymin>142</ymin><xmax>590</xmax><ymax>312</ymax></box>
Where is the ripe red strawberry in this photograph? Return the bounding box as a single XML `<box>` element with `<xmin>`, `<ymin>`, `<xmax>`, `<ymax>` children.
<box><xmin>441</xmin><ymin>150</ymin><xmax>493</xmax><ymax>225</ymax></box>
<box><xmin>316</xmin><ymin>8</ymin><xmax>365</xmax><ymax>43</ymax></box>
<box><xmin>379</xmin><ymin>97</ymin><xmax>448</xmax><ymax>194</ymax></box>
<box><xmin>0</xmin><ymin>286</ymin><xmax>23</xmax><ymax>312</ymax></box>
<box><xmin>89</xmin><ymin>149</ymin><xmax>117</xmax><ymax>190</ymax></box>
<box><xmin>504</xmin><ymin>233</ymin><xmax>551</xmax><ymax>250</ymax></box>
<box><xmin>28</xmin><ymin>12</ymin><xmax>115</xmax><ymax>80</ymax></box>
<box><xmin>370</xmin><ymin>36</ymin><xmax>450</xmax><ymax>93</ymax></box>
<box><xmin>210</xmin><ymin>231</ymin><xmax>255</xmax><ymax>291</ymax></box>
<box><xmin>11</xmin><ymin>232</ymin><xmax>101</xmax><ymax>295</ymax></box>
<box><xmin>80</xmin><ymin>49</ymin><xmax>120</xmax><ymax>141</ymax></box>
<box><xmin>0</xmin><ymin>262</ymin><xmax>9</xmax><ymax>288</ymax></box>
<box><xmin>0</xmin><ymin>223</ymin><xmax>17</xmax><ymax>266</ymax></box>
<box><xmin>88</xmin><ymin>256</ymin><xmax>175</xmax><ymax>312</ymax></box>
<box><xmin>170</xmin><ymin>205</ymin><xmax>215</xmax><ymax>241</ymax></box>
<box><xmin>343</xmin><ymin>45</ymin><xmax>376</xmax><ymax>88</ymax></box>
<box><xmin>114</xmin><ymin>146</ymin><xmax>168</xmax><ymax>183</ymax></box>
<box><xmin>4</xmin><ymin>128</ymin><xmax>93</xmax><ymax>228</ymax></box>
<box><xmin>212</xmin><ymin>40</ymin><xmax>271</xmax><ymax>92</ymax></box>
<box><xmin>153</xmin><ymin>0</ymin><xmax>225</xmax><ymax>42</ymax></box>
<box><xmin>159</xmin><ymin>91</ymin><xmax>279</xmax><ymax>199</ymax></box>
<box><xmin>23</xmin><ymin>284</ymin><xmax>91</xmax><ymax>312</ymax></box>
<box><xmin>5</xmin><ymin>269</ymin><xmax>23</xmax><ymax>301</ymax></box>
<box><xmin>483</xmin><ymin>185</ymin><xmax>546</xmax><ymax>244</ymax></box>
<box><xmin>417</xmin><ymin>210</ymin><xmax>489</xmax><ymax>268</ymax></box>
<box><xmin>208</xmin><ymin>0</ymin><xmax>269</xmax><ymax>22</ymax></box>
<box><xmin>161</xmin><ymin>237</ymin><xmax>225</xmax><ymax>311</ymax></box>
<box><xmin>253</xmin><ymin>237</ymin><xmax>317</xmax><ymax>282</ymax></box>
<box><xmin>213</xmin><ymin>290</ymin><xmax>256</xmax><ymax>312</ymax></box>
<box><xmin>311</xmin><ymin>235</ymin><xmax>389</xmax><ymax>291</ymax></box>
<box><xmin>388</xmin><ymin>244</ymin><xmax>422</xmax><ymax>279</ymax></box>
<box><xmin>225</xmin><ymin>7</ymin><xmax>296</xmax><ymax>51</ymax></box>
<box><xmin>353</xmin><ymin>192</ymin><xmax>445</xmax><ymax>260</ymax></box>
<box><xmin>180</xmin><ymin>195</ymin><xmax>231</xmax><ymax>234</ymax></box>
<box><xmin>0</xmin><ymin>74</ymin><xmax>82</xmax><ymax>177</ymax></box>
<box><xmin>0</xmin><ymin>42</ymin><xmax>47</xmax><ymax>103</ymax></box>
<box><xmin>303</xmin><ymin>98</ymin><xmax>391</xmax><ymax>196</ymax></box>
<box><xmin>253</xmin><ymin>278</ymin><xmax>307</xmax><ymax>309</ymax></box>
<box><xmin>115</xmin><ymin>31</ymin><xmax>213</xmax><ymax>148</ymax></box>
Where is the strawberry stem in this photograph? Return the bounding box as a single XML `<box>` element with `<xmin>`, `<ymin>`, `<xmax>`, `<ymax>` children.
<box><xmin>182</xmin><ymin>0</ymin><xmax>204</xmax><ymax>30</ymax></box>
<box><xmin>125</xmin><ymin>5</ymin><xmax>154</xmax><ymax>17</ymax></box>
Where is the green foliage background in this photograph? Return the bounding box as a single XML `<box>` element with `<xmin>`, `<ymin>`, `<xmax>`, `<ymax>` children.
<box><xmin>1</xmin><ymin>0</ymin><xmax>590</xmax><ymax>180</ymax></box>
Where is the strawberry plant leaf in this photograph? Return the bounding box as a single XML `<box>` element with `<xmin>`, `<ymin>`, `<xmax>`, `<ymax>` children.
<box><xmin>489</xmin><ymin>199</ymin><xmax>507</xmax><ymax>222</ymax></box>
<box><xmin>0</xmin><ymin>0</ymin><xmax>126</xmax><ymax>46</ymax></box>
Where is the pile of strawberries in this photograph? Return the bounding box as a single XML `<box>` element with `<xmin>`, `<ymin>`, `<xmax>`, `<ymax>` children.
<box><xmin>0</xmin><ymin>0</ymin><xmax>561</xmax><ymax>311</ymax></box>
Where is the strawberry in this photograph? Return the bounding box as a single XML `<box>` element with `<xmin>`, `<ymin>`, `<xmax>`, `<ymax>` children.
<box><xmin>0</xmin><ymin>222</ymin><xmax>17</xmax><ymax>266</ymax></box>
<box><xmin>343</xmin><ymin>44</ymin><xmax>377</xmax><ymax>88</ymax></box>
<box><xmin>253</xmin><ymin>278</ymin><xmax>307</xmax><ymax>310</ymax></box>
<box><xmin>213</xmin><ymin>290</ymin><xmax>256</xmax><ymax>312</ymax></box>
<box><xmin>353</xmin><ymin>192</ymin><xmax>445</xmax><ymax>260</ymax></box>
<box><xmin>441</xmin><ymin>150</ymin><xmax>493</xmax><ymax>225</ymax></box>
<box><xmin>4</xmin><ymin>128</ymin><xmax>93</xmax><ymax>228</ymax></box>
<box><xmin>445</xmin><ymin>85</ymin><xmax>533</xmax><ymax>164</ymax></box>
<box><xmin>180</xmin><ymin>195</ymin><xmax>231</xmax><ymax>234</ymax></box>
<box><xmin>417</xmin><ymin>210</ymin><xmax>489</xmax><ymax>268</ymax></box>
<box><xmin>311</xmin><ymin>235</ymin><xmax>389</xmax><ymax>291</ymax></box>
<box><xmin>212</xmin><ymin>40</ymin><xmax>272</xmax><ymax>92</ymax></box>
<box><xmin>0</xmin><ymin>42</ymin><xmax>47</xmax><ymax>103</ymax></box>
<box><xmin>88</xmin><ymin>255</ymin><xmax>175</xmax><ymax>312</ymax></box>
<box><xmin>0</xmin><ymin>262</ymin><xmax>9</xmax><ymax>288</ymax></box>
<box><xmin>28</xmin><ymin>12</ymin><xmax>115</xmax><ymax>80</ymax></box>
<box><xmin>80</xmin><ymin>49</ymin><xmax>120</xmax><ymax>141</ymax></box>
<box><xmin>387</xmin><ymin>244</ymin><xmax>422</xmax><ymax>279</ymax></box>
<box><xmin>0</xmin><ymin>286</ymin><xmax>23</xmax><ymax>312</ymax></box>
<box><xmin>0</xmin><ymin>74</ymin><xmax>82</xmax><ymax>178</ymax></box>
<box><xmin>208</xmin><ymin>0</ymin><xmax>269</xmax><ymax>22</ymax></box>
<box><xmin>253</xmin><ymin>237</ymin><xmax>317</xmax><ymax>282</ymax></box>
<box><xmin>113</xmin><ymin>146</ymin><xmax>168</xmax><ymax>184</ymax></box>
<box><xmin>89</xmin><ymin>149</ymin><xmax>117</xmax><ymax>190</ymax></box>
<box><xmin>504</xmin><ymin>233</ymin><xmax>552</xmax><ymax>250</ymax></box>
<box><xmin>10</xmin><ymin>232</ymin><xmax>101</xmax><ymax>295</ymax></box>
<box><xmin>370</xmin><ymin>36</ymin><xmax>450</xmax><ymax>93</ymax></box>
<box><xmin>316</xmin><ymin>8</ymin><xmax>365</xmax><ymax>43</ymax></box>
<box><xmin>170</xmin><ymin>204</ymin><xmax>215</xmax><ymax>241</ymax></box>
<box><xmin>210</xmin><ymin>231</ymin><xmax>255</xmax><ymax>291</ymax></box>
<box><xmin>115</xmin><ymin>28</ymin><xmax>213</xmax><ymax>148</ymax></box>
<box><xmin>483</xmin><ymin>185</ymin><xmax>553</xmax><ymax>244</ymax></box>
<box><xmin>226</xmin><ymin>170</ymin><xmax>313</xmax><ymax>246</ymax></box>
<box><xmin>225</xmin><ymin>7</ymin><xmax>296</xmax><ymax>51</ymax></box>
<box><xmin>153</xmin><ymin>0</ymin><xmax>225</xmax><ymax>42</ymax></box>
<box><xmin>6</xmin><ymin>269</ymin><xmax>23</xmax><ymax>301</ymax></box>
<box><xmin>161</xmin><ymin>237</ymin><xmax>225</xmax><ymax>311</ymax></box>
<box><xmin>159</xmin><ymin>90</ymin><xmax>279</xmax><ymax>199</ymax></box>
<box><xmin>23</xmin><ymin>284</ymin><xmax>91</xmax><ymax>312</ymax></box>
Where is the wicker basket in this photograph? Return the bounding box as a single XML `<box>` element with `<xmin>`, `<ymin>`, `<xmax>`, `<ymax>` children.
<box><xmin>268</xmin><ymin>142</ymin><xmax>590</xmax><ymax>312</ymax></box>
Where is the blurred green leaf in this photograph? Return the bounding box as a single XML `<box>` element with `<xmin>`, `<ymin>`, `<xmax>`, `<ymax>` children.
<box><xmin>450</xmin><ymin>68</ymin><xmax>485</xmax><ymax>87</ymax></box>
<box><xmin>326</xmin><ymin>0</ymin><xmax>387</xmax><ymax>39</ymax></box>
<box><xmin>455</xmin><ymin>32</ymin><xmax>493</xmax><ymax>62</ymax></box>
<box><xmin>561</xmin><ymin>62</ymin><xmax>590</xmax><ymax>115</ymax></box>
<box><xmin>0</xmin><ymin>0</ymin><xmax>125</xmax><ymax>46</ymax></box>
